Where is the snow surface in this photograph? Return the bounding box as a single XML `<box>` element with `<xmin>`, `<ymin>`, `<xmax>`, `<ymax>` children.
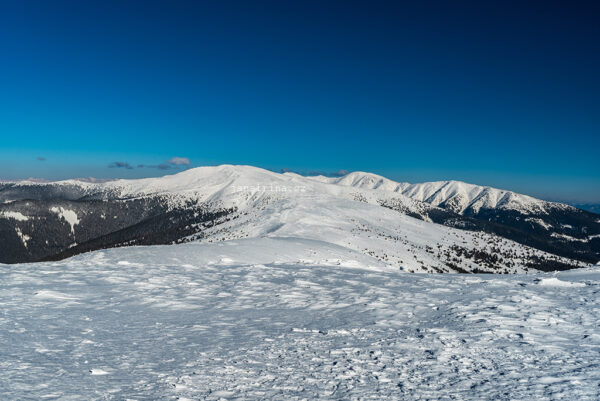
<box><xmin>1</xmin><ymin>241</ymin><xmax>600</xmax><ymax>400</ymax></box>
<box><xmin>50</xmin><ymin>206</ymin><xmax>80</xmax><ymax>234</ymax></box>
<box><xmin>0</xmin><ymin>211</ymin><xmax>30</xmax><ymax>221</ymax></box>
<box><xmin>525</xmin><ymin>217</ymin><xmax>553</xmax><ymax>230</ymax></box>
<box><xmin>14</xmin><ymin>227</ymin><xmax>31</xmax><ymax>248</ymax></box>
<box><xmin>537</xmin><ymin>277</ymin><xmax>586</xmax><ymax>288</ymax></box>
<box><xmin>550</xmin><ymin>233</ymin><xmax>589</xmax><ymax>243</ymax></box>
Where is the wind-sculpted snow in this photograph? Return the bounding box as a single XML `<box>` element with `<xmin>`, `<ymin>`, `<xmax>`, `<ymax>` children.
<box><xmin>1</xmin><ymin>241</ymin><xmax>599</xmax><ymax>400</ymax></box>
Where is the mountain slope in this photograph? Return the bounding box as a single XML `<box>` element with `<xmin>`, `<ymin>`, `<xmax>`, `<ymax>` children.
<box><xmin>0</xmin><ymin>165</ymin><xmax>596</xmax><ymax>270</ymax></box>
<box><xmin>315</xmin><ymin>171</ymin><xmax>567</xmax><ymax>215</ymax></box>
<box><xmin>313</xmin><ymin>172</ymin><xmax>600</xmax><ymax>263</ymax></box>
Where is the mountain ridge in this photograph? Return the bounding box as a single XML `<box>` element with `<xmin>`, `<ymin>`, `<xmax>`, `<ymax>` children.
<box><xmin>0</xmin><ymin>165</ymin><xmax>598</xmax><ymax>268</ymax></box>
<box><xmin>2</xmin><ymin>165</ymin><xmax>588</xmax><ymax>215</ymax></box>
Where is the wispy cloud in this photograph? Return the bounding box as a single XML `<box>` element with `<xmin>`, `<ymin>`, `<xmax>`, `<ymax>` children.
<box><xmin>108</xmin><ymin>161</ymin><xmax>134</xmax><ymax>169</ymax></box>
<box><xmin>167</xmin><ymin>157</ymin><xmax>190</xmax><ymax>166</ymax></box>
<box><xmin>280</xmin><ymin>168</ymin><xmax>350</xmax><ymax>177</ymax></box>
<box><xmin>26</xmin><ymin>177</ymin><xmax>50</xmax><ymax>183</ymax></box>
<box><xmin>74</xmin><ymin>177</ymin><xmax>118</xmax><ymax>183</ymax></box>
<box><xmin>138</xmin><ymin>163</ymin><xmax>172</xmax><ymax>170</ymax></box>
<box><xmin>138</xmin><ymin>157</ymin><xmax>191</xmax><ymax>170</ymax></box>
<box><xmin>330</xmin><ymin>169</ymin><xmax>350</xmax><ymax>177</ymax></box>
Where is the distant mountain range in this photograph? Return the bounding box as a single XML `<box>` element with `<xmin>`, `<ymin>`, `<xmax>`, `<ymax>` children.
<box><xmin>0</xmin><ymin>165</ymin><xmax>598</xmax><ymax>272</ymax></box>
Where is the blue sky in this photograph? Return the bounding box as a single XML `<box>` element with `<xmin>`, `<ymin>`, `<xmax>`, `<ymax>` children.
<box><xmin>1</xmin><ymin>1</ymin><xmax>599</xmax><ymax>202</ymax></box>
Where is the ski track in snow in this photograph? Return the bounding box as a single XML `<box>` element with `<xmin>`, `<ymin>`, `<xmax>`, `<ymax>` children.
<box><xmin>1</xmin><ymin>240</ymin><xmax>600</xmax><ymax>400</ymax></box>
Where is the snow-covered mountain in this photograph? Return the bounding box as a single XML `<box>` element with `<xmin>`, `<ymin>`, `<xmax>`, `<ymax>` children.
<box><xmin>309</xmin><ymin>171</ymin><xmax>570</xmax><ymax>215</ymax></box>
<box><xmin>0</xmin><ymin>165</ymin><xmax>598</xmax><ymax>270</ymax></box>
<box><xmin>307</xmin><ymin>171</ymin><xmax>600</xmax><ymax>262</ymax></box>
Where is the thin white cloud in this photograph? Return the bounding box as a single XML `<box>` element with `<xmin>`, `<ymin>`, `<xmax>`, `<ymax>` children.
<box><xmin>111</xmin><ymin>157</ymin><xmax>190</xmax><ymax>171</ymax></box>
<box><xmin>167</xmin><ymin>157</ymin><xmax>190</xmax><ymax>166</ymax></box>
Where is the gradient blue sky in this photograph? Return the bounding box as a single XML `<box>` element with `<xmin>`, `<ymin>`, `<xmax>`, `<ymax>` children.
<box><xmin>1</xmin><ymin>1</ymin><xmax>599</xmax><ymax>202</ymax></box>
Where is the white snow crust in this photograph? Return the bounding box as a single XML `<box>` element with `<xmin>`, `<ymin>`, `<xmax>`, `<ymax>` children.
<box><xmin>50</xmin><ymin>207</ymin><xmax>80</xmax><ymax>234</ymax></box>
<box><xmin>0</xmin><ymin>211</ymin><xmax>30</xmax><ymax>221</ymax></box>
<box><xmin>1</xmin><ymin>242</ymin><xmax>599</xmax><ymax>400</ymax></box>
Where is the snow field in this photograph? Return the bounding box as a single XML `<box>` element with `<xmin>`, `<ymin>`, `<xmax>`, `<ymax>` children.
<box><xmin>1</xmin><ymin>240</ymin><xmax>599</xmax><ymax>400</ymax></box>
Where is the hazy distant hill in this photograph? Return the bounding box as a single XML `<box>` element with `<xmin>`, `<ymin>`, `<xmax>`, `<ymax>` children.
<box><xmin>573</xmin><ymin>203</ymin><xmax>600</xmax><ymax>214</ymax></box>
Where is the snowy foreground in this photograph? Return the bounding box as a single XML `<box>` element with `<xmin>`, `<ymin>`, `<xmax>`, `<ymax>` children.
<box><xmin>2</xmin><ymin>238</ymin><xmax>600</xmax><ymax>400</ymax></box>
